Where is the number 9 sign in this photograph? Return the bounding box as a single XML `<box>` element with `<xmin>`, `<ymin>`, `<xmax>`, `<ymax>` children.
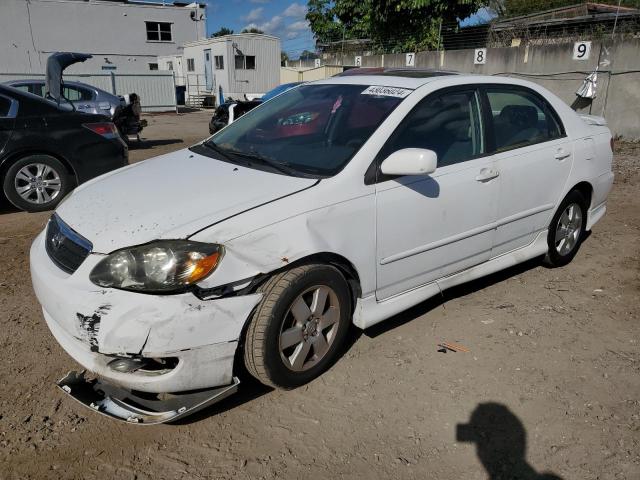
<box><xmin>573</xmin><ymin>41</ymin><xmax>591</xmax><ymax>60</ymax></box>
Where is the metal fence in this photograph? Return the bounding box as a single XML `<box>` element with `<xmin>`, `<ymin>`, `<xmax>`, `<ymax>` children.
<box><xmin>0</xmin><ymin>72</ymin><xmax>177</xmax><ymax>112</ymax></box>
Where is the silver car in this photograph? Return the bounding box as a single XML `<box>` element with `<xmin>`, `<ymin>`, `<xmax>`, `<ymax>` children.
<box><xmin>4</xmin><ymin>79</ymin><xmax>123</xmax><ymax>117</ymax></box>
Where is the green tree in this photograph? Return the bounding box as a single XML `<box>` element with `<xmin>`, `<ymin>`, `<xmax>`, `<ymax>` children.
<box><xmin>504</xmin><ymin>0</ymin><xmax>638</xmax><ymax>17</ymax></box>
<box><xmin>306</xmin><ymin>0</ymin><xmax>485</xmax><ymax>52</ymax></box>
<box><xmin>211</xmin><ymin>27</ymin><xmax>234</xmax><ymax>37</ymax></box>
<box><xmin>241</xmin><ymin>27</ymin><xmax>265</xmax><ymax>34</ymax></box>
<box><xmin>281</xmin><ymin>51</ymin><xmax>290</xmax><ymax>65</ymax></box>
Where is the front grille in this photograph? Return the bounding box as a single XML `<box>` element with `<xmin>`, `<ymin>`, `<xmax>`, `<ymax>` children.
<box><xmin>45</xmin><ymin>214</ymin><xmax>92</xmax><ymax>274</ymax></box>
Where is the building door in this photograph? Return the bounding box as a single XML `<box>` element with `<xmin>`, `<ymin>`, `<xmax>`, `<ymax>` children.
<box><xmin>204</xmin><ymin>49</ymin><xmax>213</xmax><ymax>91</ymax></box>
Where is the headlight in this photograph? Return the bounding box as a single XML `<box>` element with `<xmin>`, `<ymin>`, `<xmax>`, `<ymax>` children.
<box><xmin>89</xmin><ymin>240</ymin><xmax>223</xmax><ymax>293</ymax></box>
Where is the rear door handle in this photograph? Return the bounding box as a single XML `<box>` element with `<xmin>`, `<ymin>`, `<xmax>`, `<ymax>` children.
<box><xmin>475</xmin><ymin>168</ymin><xmax>500</xmax><ymax>182</ymax></box>
<box><xmin>554</xmin><ymin>150</ymin><xmax>571</xmax><ymax>160</ymax></box>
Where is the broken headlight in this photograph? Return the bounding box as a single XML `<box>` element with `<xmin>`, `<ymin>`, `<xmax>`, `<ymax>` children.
<box><xmin>89</xmin><ymin>240</ymin><xmax>223</xmax><ymax>293</ymax></box>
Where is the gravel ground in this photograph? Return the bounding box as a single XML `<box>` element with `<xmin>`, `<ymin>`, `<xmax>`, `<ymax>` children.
<box><xmin>0</xmin><ymin>111</ymin><xmax>638</xmax><ymax>480</ymax></box>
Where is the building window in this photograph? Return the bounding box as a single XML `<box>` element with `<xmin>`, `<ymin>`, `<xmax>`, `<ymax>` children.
<box><xmin>234</xmin><ymin>55</ymin><xmax>256</xmax><ymax>70</ymax></box>
<box><xmin>187</xmin><ymin>58</ymin><xmax>195</xmax><ymax>72</ymax></box>
<box><xmin>146</xmin><ymin>22</ymin><xmax>172</xmax><ymax>42</ymax></box>
<box><xmin>166</xmin><ymin>61</ymin><xmax>173</xmax><ymax>71</ymax></box>
<box><xmin>214</xmin><ymin>55</ymin><xmax>224</xmax><ymax>70</ymax></box>
<box><xmin>148</xmin><ymin>63</ymin><xmax>159</xmax><ymax>71</ymax></box>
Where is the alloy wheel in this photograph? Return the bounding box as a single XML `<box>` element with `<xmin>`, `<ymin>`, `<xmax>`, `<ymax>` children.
<box><xmin>279</xmin><ymin>285</ymin><xmax>341</xmax><ymax>372</ymax></box>
<box><xmin>14</xmin><ymin>163</ymin><xmax>62</xmax><ymax>205</ymax></box>
<box><xmin>554</xmin><ymin>202</ymin><xmax>583</xmax><ymax>256</ymax></box>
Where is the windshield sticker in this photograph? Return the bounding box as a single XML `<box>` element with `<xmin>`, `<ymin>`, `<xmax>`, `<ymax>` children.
<box><xmin>361</xmin><ymin>85</ymin><xmax>413</xmax><ymax>98</ymax></box>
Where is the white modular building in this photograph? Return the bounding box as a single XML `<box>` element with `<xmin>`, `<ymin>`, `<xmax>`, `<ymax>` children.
<box><xmin>179</xmin><ymin>34</ymin><xmax>281</xmax><ymax>105</ymax></box>
<box><xmin>0</xmin><ymin>0</ymin><xmax>206</xmax><ymax>74</ymax></box>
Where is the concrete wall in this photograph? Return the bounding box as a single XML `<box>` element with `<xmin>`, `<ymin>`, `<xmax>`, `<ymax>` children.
<box><xmin>311</xmin><ymin>39</ymin><xmax>640</xmax><ymax>139</ymax></box>
<box><xmin>0</xmin><ymin>0</ymin><xmax>204</xmax><ymax>74</ymax></box>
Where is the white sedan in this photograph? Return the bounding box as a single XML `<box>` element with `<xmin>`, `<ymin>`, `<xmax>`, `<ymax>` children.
<box><xmin>30</xmin><ymin>72</ymin><xmax>613</xmax><ymax>423</ymax></box>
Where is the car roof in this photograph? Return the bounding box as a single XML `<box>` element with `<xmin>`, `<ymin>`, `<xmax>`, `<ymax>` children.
<box><xmin>4</xmin><ymin>79</ymin><xmax>118</xmax><ymax>99</ymax></box>
<box><xmin>317</xmin><ymin>71</ymin><xmax>546</xmax><ymax>91</ymax></box>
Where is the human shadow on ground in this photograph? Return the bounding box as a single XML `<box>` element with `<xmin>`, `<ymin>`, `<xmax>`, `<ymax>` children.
<box><xmin>458</xmin><ymin>403</ymin><xmax>563</xmax><ymax>480</ymax></box>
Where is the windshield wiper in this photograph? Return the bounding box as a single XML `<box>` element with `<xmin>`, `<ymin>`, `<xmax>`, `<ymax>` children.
<box><xmin>225</xmin><ymin>149</ymin><xmax>302</xmax><ymax>176</ymax></box>
<box><xmin>199</xmin><ymin>141</ymin><xmax>233</xmax><ymax>162</ymax></box>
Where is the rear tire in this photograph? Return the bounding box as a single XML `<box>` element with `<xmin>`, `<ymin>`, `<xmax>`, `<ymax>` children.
<box><xmin>3</xmin><ymin>155</ymin><xmax>72</xmax><ymax>212</ymax></box>
<box><xmin>243</xmin><ymin>264</ymin><xmax>352</xmax><ymax>389</ymax></box>
<box><xmin>544</xmin><ymin>190</ymin><xmax>588</xmax><ymax>267</ymax></box>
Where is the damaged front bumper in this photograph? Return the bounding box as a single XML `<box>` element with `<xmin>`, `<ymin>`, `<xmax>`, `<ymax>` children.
<box><xmin>57</xmin><ymin>371</ymin><xmax>239</xmax><ymax>424</ymax></box>
<box><xmin>30</xmin><ymin>231</ymin><xmax>262</xmax><ymax>420</ymax></box>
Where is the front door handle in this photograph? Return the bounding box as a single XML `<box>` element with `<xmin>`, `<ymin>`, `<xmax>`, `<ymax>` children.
<box><xmin>554</xmin><ymin>150</ymin><xmax>571</xmax><ymax>160</ymax></box>
<box><xmin>475</xmin><ymin>168</ymin><xmax>500</xmax><ymax>182</ymax></box>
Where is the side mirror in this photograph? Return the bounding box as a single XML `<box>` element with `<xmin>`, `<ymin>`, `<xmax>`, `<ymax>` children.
<box><xmin>380</xmin><ymin>148</ymin><xmax>438</xmax><ymax>176</ymax></box>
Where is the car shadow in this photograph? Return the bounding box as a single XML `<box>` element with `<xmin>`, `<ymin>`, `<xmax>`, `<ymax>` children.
<box><xmin>364</xmin><ymin>255</ymin><xmax>544</xmax><ymax>339</ymax></box>
<box><xmin>458</xmin><ymin>402</ymin><xmax>563</xmax><ymax>479</ymax></box>
<box><xmin>128</xmin><ymin>138</ymin><xmax>184</xmax><ymax>150</ymax></box>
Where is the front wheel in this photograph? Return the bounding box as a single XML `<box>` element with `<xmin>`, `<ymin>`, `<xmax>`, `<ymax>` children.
<box><xmin>243</xmin><ymin>264</ymin><xmax>352</xmax><ymax>389</ymax></box>
<box><xmin>545</xmin><ymin>190</ymin><xmax>588</xmax><ymax>267</ymax></box>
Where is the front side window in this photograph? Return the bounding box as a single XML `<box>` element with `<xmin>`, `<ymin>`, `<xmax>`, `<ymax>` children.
<box><xmin>214</xmin><ymin>55</ymin><xmax>224</xmax><ymax>70</ymax></box>
<box><xmin>205</xmin><ymin>84</ymin><xmax>405</xmax><ymax>177</ymax></box>
<box><xmin>486</xmin><ymin>87</ymin><xmax>563</xmax><ymax>151</ymax></box>
<box><xmin>381</xmin><ymin>89</ymin><xmax>485</xmax><ymax>169</ymax></box>
<box><xmin>146</xmin><ymin>22</ymin><xmax>172</xmax><ymax>42</ymax></box>
<box><xmin>187</xmin><ymin>58</ymin><xmax>195</xmax><ymax>72</ymax></box>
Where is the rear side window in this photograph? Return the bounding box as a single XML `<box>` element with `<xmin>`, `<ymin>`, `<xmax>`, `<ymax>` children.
<box><xmin>486</xmin><ymin>87</ymin><xmax>563</xmax><ymax>151</ymax></box>
<box><xmin>381</xmin><ymin>89</ymin><xmax>485</xmax><ymax>168</ymax></box>
<box><xmin>62</xmin><ymin>86</ymin><xmax>92</xmax><ymax>101</ymax></box>
<box><xmin>0</xmin><ymin>96</ymin><xmax>11</xmax><ymax>116</ymax></box>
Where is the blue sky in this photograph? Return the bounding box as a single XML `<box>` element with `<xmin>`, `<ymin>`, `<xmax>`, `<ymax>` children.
<box><xmin>202</xmin><ymin>1</ymin><xmax>315</xmax><ymax>58</ymax></box>
<box><xmin>190</xmin><ymin>1</ymin><xmax>495</xmax><ymax>58</ymax></box>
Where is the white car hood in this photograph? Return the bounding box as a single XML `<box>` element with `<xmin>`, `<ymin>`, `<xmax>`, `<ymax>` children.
<box><xmin>56</xmin><ymin>148</ymin><xmax>317</xmax><ymax>253</ymax></box>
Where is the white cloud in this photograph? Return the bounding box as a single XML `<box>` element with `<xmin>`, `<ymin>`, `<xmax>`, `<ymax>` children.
<box><xmin>287</xmin><ymin>20</ymin><xmax>308</xmax><ymax>31</ymax></box>
<box><xmin>286</xmin><ymin>31</ymin><xmax>299</xmax><ymax>39</ymax></box>
<box><xmin>283</xmin><ymin>3</ymin><xmax>307</xmax><ymax>19</ymax></box>
<box><xmin>242</xmin><ymin>7</ymin><xmax>264</xmax><ymax>23</ymax></box>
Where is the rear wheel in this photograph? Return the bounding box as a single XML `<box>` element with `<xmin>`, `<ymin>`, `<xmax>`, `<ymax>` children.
<box><xmin>3</xmin><ymin>155</ymin><xmax>72</xmax><ymax>212</ymax></box>
<box><xmin>545</xmin><ymin>190</ymin><xmax>587</xmax><ymax>267</ymax></box>
<box><xmin>243</xmin><ymin>264</ymin><xmax>352</xmax><ymax>389</ymax></box>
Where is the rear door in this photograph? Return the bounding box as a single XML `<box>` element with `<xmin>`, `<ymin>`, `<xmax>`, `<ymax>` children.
<box><xmin>0</xmin><ymin>94</ymin><xmax>17</xmax><ymax>154</ymax></box>
<box><xmin>482</xmin><ymin>86</ymin><xmax>572</xmax><ymax>257</ymax></box>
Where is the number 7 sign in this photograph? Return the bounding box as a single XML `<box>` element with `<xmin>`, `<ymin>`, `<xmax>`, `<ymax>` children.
<box><xmin>406</xmin><ymin>53</ymin><xmax>415</xmax><ymax>67</ymax></box>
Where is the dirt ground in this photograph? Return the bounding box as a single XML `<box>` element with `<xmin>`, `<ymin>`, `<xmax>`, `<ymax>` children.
<box><xmin>0</xmin><ymin>110</ymin><xmax>638</xmax><ymax>480</ymax></box>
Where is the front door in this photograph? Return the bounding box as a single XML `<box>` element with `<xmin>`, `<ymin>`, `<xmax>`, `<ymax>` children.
<box><xmin>204</xmin><ymin>49</ymin><xmax>213</xmax><ymax>91</ymax></box>
<box><xmin>483</xmin><ymin>86</ymin><xmax>574</xmax><ymax>257</ymax></box>
<box><xmin>375</xmin><ymin>87</ymin><xmax>499</xmax><ymax>300</ymax></box>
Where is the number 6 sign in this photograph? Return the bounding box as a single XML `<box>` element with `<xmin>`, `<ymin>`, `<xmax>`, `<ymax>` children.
<box><xmin>474</xmin><ymin>48</ymin><xmax>487</xmax><ymax>65</ymax></box>
<box><xmin>573</xmin><ymin>41</ymin><xmax>591</xmax><ymax>60</ymax></box>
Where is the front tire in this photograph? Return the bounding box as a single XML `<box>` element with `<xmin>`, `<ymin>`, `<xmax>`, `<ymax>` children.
<box><xmin>243</xmin><ymin>264</ymin><xmax>352</xmax><ymax>389</ymax></box>
<box><xmin>3</xmin><ymin>155</ymin><xmax>72</xmax><ymax>212</ymax></box>
<box><xmin>545</xmin><ymin>190</ymin><xmax>588</xmax><ymax>267</ymax></box>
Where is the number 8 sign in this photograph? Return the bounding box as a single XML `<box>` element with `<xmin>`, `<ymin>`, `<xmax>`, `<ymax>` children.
<box><xmin>573</xmin><ymin>41</ymin><xmax>591</xmax><ymax>60</ymax></box>
<box><xmin>474</xmin><ymin>48</ymin><xmax>487</xmax><ymax>65</ymax></box>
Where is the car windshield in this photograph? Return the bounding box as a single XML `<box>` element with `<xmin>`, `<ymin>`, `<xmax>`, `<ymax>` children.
<box><xmin>205</xmin><ymin>84</ymin><xmax>407</xmax><ymax>177</ymax></box>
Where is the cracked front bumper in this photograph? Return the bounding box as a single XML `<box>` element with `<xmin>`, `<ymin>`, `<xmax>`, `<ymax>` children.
<box><xmin>30</xmin><ymin>231</ymin><xmax>262</xmax><ymax>394</ymax></box>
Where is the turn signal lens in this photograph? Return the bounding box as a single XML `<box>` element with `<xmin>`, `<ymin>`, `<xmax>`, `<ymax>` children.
<box><xmin>185</xmin><ymin>252</ymin><xmax>221</xmax><ymax>284</ymax></box>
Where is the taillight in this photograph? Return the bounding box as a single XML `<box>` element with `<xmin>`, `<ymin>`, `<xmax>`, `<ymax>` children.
<box><xmin>83</xmin><ymin>122</ymin><xmax>118</xmax><ymax>138</ymax></box>
<box><xmin>610</xmin><ymin>137</ymin><xmax>614</xmax><ymax>153</ymax></box>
